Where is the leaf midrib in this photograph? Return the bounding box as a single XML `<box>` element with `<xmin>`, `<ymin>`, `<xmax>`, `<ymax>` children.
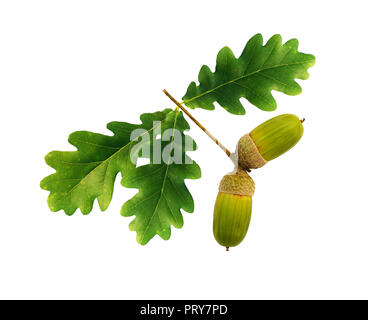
<box><xmin>60</xmin><ymin>121</ymin><xmax>162</xmax><ymax>200</ymax></box>
<box><xmin>141</xmin><ymin>108</ymin><xmax>180</xmax><ymax>242</ymax></box>
<box><xmin>182</xmin><ymin>60</ymin><xmax>314</xmax><ymax>104</ymax></box>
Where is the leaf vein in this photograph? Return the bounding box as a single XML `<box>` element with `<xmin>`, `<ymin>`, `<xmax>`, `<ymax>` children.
<box><xmin>140</xmin><ymin>109</ymin><xmax>180</xmax><ymax>242</ymax></box>
<box><xmin>183</xmin><ymin>60</ymin><xmax>314</xmax><ymax>105</ymax></box>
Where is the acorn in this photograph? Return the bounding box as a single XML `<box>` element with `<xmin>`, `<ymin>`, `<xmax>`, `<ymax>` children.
<box><xmin>237</xmin><ymin>114</ymin><xmax>304</xmax><ymax>170</ymax></box>
<box><xmin>213</xmin><ymin>168</ymin><xmax>255</xmax><ymax>251</ymax></box>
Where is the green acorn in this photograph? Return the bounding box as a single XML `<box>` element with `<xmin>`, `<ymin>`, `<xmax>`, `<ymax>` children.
<box><xmin>237</xmin><ymin>114</ymin><xmax>304</xmax><ymax>170</ymax></box>
<box><xmin>213</xmin><ymin>169</ymin><xmax>255</xmax><ymax>251</ymax></box>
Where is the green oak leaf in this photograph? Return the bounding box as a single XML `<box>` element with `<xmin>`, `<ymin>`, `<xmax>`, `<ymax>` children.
<box><xmin>183</xmin><ymin>33</ymin><xmax>315</xmax><ymax>115</ymax></box>
<box><xmin>40</xmin><ymin>109</ymin><xmax>173</xmax><ymax>215</ymax></box>
<box><xmin>121</xmin><ymin>108</ymin><xmax>201</xmax><ymax>245</ymax></box>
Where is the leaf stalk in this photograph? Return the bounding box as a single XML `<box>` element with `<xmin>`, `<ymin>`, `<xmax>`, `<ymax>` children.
<box><xmin>163</xmin><ymin>89</ymin><xmax>232</xmax><ymax>159</ymax></box>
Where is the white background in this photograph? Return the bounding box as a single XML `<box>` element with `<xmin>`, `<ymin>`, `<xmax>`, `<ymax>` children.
<box><xmin>0</xmin><ymin>0</ymin><xmax>367</xmax><ymax>300</ymax></box>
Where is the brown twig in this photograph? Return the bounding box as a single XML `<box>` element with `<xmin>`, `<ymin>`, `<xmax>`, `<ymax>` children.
<box><xmin>163</xmin><ymin>89</ymin><xmax>232</xmax><ymax>158</ymax></box>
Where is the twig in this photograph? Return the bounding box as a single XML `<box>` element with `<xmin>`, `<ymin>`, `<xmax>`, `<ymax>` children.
<box><xmin>163</xmin><ymin>89</ymin><xmax>231</xmax><ymax>158</ymax></box>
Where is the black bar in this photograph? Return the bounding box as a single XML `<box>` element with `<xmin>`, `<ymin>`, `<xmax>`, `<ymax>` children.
<box><xmin>0</xmin><ymin>299</ymin><xmax>364</xmax><ymax>319</ymax></box>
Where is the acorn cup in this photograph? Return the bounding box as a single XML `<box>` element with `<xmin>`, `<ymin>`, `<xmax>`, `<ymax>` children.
<box><xmin>213</xmin><ymin>169</ymin><xmax>255</xmax><ymax>251</ymax></box>
<box><xmin>237</xmin><ymin>114</ymin><xmax>304</xmax><ymax>170</ymax></box>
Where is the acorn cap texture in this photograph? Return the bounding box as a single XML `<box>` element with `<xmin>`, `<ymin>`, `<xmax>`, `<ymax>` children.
<box><xmin>237</xmin><ymin>134</ymin><xmax>267</xmax><ymax>170</ymax></box>
<box><xmin>219</xmin><ymin>169</ymin><xmax>255</xmax><ymax>197</ymax></box>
